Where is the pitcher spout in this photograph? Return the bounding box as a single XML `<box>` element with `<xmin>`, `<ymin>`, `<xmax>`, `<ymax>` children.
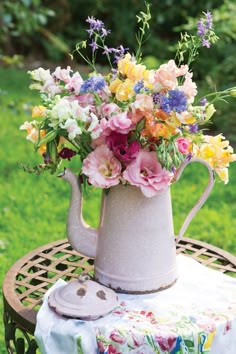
<box><xmin>58</xmin><ymin>168</ymin><xmax>98</xmax><ymax>258</ymax></box>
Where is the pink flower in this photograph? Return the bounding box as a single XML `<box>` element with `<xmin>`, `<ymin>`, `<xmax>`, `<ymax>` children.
<box><xmin>108</xmin><ymin>112</ymin><xmax>133</xmax><ymax>134</ymax></box>
<box><xmin>176</xmin><ymin>137</ymin><xmax>191</xmax><ymax>154</ymax></box>
<box><xmin>100</xmin><ymin>102</ymin><xmax>120</xmax><ymax>118</ymax></box>
<box><xmin>110</xmin><ymin>330</ymin><xmax>127</xmax><ymax>344</ymax></box>
<box><xmin>154</xmin><ymin>60</ymin><xmax>188</xmax><ymax>90</ymax></box>
<box><xmin>106</xmin><ymin>132</ymin><xmax>140</xmax><ymax>164</ymax></box>
<box><xmin>155</xmin><ymin>335</ymin><xmax>177</xmax><ymax>351</ymax></box>
<box><xmin>82</xmin><ymin>145</ymin><xmax>121</xmax><ymax>188</ymax></box>
<box><xmin>65</xmin><ymin>72</ymin><xmax>83</xmax><ymax>94</ymax></box>
<box><xmin>130</xmin><ymin>94</ymin><xmax>154</xmax><ymax>123</ymax></box>
<box><xmin>179</xmin><ymin>72</ymin><xmax>197</xmax><ymax>103</ymax></box>
<box><xmin>76</xmin><ymin>93</ymin><xmax>95</xmax><ymax>107</ymax></box>
<box><xmin>52</xmin><ymin>66</ymin><xmax>72</xmax><ymax>83</ymax></box>
<box><xmin>123</xmin><ymin>150</ymin><xmax>172</xmax><ymax>197</ymax></box>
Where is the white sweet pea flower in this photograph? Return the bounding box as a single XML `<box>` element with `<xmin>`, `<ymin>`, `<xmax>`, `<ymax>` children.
<box><xmin>52</xmin><ymin>66</ymin><xmax>72</xmax><ymax>83</ymax></box>
<box><xmin>76</xmin><ymin>105</ymin><xmax>90</xmax><ymax>122</ymax></box>
<box><xmin>49</xmin><ymin>98</ymin><xmax>80</xmax><ymax>128</ymax></box>
<box><xmin>28</xmin><ymin>67</ymin><xmax>51</xmax><ymax>82</ymax></box>
<box><xmin>61</xmin><ymin>118</ymin><xmax>82</xmax><ymax>140</ymax></box>
<box><xmin>87</xmin><ymin>112</ymin><xmax>102</xmax><ymax>139</ymax></box>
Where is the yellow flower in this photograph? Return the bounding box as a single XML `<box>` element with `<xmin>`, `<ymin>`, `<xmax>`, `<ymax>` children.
<box><xmin>117</xmin><ymin>53</ymin><xmax>153</xmax><ymax>86</ymax></box>
<box><xmin>32</xmin><ymin>105</ymin><xmax>46</xmax><ymax>118</ymax></box>
<box><xmin>115</xmin><ymin>79</ymin><xmax>135</xmax><ymax>102</ymax></box>
<box><xmin>109</xmin><ymin>78</ymin><xmax>123</xmax><ymax>94</ymax></box>
<box><xmin>193</xmin><ymin>134</ymin><xmax>236</xmax><ymax>183</ymax></box>
<box><xmin>19</xmin><ymin>121</ymin><xmax>46</xmax><ymax>155</ymax></box>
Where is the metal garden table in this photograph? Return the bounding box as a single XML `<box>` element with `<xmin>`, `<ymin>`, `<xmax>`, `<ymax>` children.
<box><xmin>2</xmin><ymin>237</ymin><xmax>236</xmax><ymax>353</ymax></box>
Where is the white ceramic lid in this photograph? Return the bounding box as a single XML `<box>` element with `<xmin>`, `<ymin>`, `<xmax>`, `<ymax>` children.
<box><xmin>48</xmin><ymin>275</ymin><xmax>119</xmax><ymax>320</ymax></box>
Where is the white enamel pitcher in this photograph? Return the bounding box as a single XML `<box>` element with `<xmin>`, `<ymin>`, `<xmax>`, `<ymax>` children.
<box><xmin>59</xmin><ymin>158</ymin><xmax>214</xmax><ymax>294</ymax></box>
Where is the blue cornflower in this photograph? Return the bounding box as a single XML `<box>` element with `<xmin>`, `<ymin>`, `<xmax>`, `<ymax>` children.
<box><xmin>160</xmin><ymin>90</ymin><xmax>188</xmax><ymax>113</ymax></box>
<box><xmin>80</xmin><ymin>76</ymin><xmax>106</xmax><ymax>93</ymax></box>
<box><xmin>133</xmin><ymin>80</ymin><xmax>144</xmax><ymax>93</ymax></box>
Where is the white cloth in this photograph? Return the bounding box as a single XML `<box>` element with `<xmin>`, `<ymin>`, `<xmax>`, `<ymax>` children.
<box><xmin>35</xmin><ymin>255</ymin><xmax>236</xmax><ymax>353</ymax></box>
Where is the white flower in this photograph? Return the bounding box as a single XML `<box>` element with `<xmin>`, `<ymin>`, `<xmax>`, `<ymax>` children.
<box><xmin>61</xmin><ymin>118</ymin><xmax>82</xmax><ymax>140</ymax></box>
<box><xmin>49</xmin><ymin>98</ymin><xmax>79</xmax><ymax>128</ymax></box>
<box><xmin>28</xmin><ymin>68</ymin><xmax>51</xmax><ymax>82</ymax></box>
<box><xmin>52</xmin><ymin>66</ymin><xmax>72</xmax><ymax>83</ymax></box>
<box><xmin>87</xmin><ymin>112</ymin><xmax>102</xmax><ymax>139</ymax></box>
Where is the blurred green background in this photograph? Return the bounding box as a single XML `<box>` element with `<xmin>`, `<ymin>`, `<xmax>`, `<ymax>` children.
<box><xmin>0</xmin><ymin>0</ymin><xmax>236</xmax><ymax>352</ymax></box>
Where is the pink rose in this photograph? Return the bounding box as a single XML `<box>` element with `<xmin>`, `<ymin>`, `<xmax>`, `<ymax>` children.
<box><xmin>82</xmin><ymin>145</ymin><xmax>121</xmax><ymax>188</ymax></box>
<box><xmin>123</xmin><ymin>150</ymin><xmax>172</xmax><ymax>197</ymax></box>
<box><xmin>106</xmin><ymin>132</ymin><xmax>140</xmax><ymax>164</ymax></box>
<box><xmin>176</xmin><ymin>137</ymin><xmax>191</xmax><ymax>154</ymax></box>
<box><xmin>108</xmin><ymin>112</ymin><xmax>133</xmax><ymax>134</ymax></box>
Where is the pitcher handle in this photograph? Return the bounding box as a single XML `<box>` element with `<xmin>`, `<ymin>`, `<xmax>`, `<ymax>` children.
<box><xmin>174</xmin><ymin>157</ymin><xmax>215</xmax><ymax>243</ymax></box>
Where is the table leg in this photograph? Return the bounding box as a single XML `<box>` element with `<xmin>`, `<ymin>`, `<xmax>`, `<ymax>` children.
<box><xmin>3</xmin><ymin>309</ymin><xmax>38</xmax><ymax>354</ymax></box>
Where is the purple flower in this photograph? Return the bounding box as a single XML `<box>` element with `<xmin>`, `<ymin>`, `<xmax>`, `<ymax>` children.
<box><xmin>89</xmin><ymin>40</ymin><xmax>99</xmax><ymax>52</ymax></box>
<box><xmin>203</xmin><ymin>10</ymin><xmax>213</xmax><ymax>29</ymax></box>
<box><xmin>160</xmin><ymin>90</ymin><xmax>188</xmax><ymax>113</ymax></box>
<box><xmin>197</xmin><ymin>11</ymin><xmax>213</xmax><ymax>49</ymax></box>
<box><xmin>58</xmin><ymin>148</ymin><xmax>77</xmax><ymax>161</ymax></box>
<box><xmin>197</xmin><ymin>20</ymin><xmax>206</xmax><ymax>36</ymax></box>
<box><xmin>113</xmin><ymin>45</ymin><xmax>129</xmax><ymax>63</ymax></box>
<box><xmin>86</xmin><ymin>16</ymin><xmax>104</xmax><ymax>31</ymax></box>
<box><xmin>200</xmin><ymin>97</ymin><xmax>208</xmax><ymax>106</ymax></box>
<box><xmin>202</xmin><ymin>38</ymin><xmax>211</xmax><ymax>48</ymax></box>
<box><xmin>189</xmin><ymin>123</ymin><xmax>198</xmax><ymax>133</ymax></box>
<box><xmin>106</xmin><ymin>132</ymin><xmax>140</xmax><ymax>164</ymax></box>
<box><xmin>102</xmin><ymin>45</ymin><xmax>114</xmax><ymax>55</ymax></box>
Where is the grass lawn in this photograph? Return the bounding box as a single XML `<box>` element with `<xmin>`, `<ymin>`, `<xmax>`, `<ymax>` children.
<box><xmin>0</xmin><ymin>67</ymin><xmax>236</xmax><ymax>352</ymax></box>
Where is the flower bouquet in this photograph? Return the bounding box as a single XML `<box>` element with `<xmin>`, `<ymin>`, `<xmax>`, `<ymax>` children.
<box><xmin>20</xmin><ymin>4</ymin><xmax>236</xmax><ymax>198</ymax></box>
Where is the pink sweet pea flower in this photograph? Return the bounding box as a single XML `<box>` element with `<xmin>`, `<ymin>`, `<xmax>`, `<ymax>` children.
<box><xmin>100</xmin><ymin>102</ymin><xmax>120</xmax><ymax>118</ymax></box>
<box><xmin>176</xmin><ymin>137</ymin><xmax>191</xmax><ymax>154</ymax></box>
<box><xmin>76</xmin><ymin>93</ymin><xmax>95</xmax><ymax>107</ymax></box>
<box><xmin>154</xmin><ymin>60</ymin><xmax>188</xmax><ymax>90</ymax></box>
<box><xmin>123</xmin><ymin>150</ymin><xmax>172</xmax><ymax>197</ymax></box>
<box><xmin>106</xmin><ymin>132</ymin><xmax>140</xmax><ymax>164</ymax></box>
<box><xmin>179</xmin><ymin>72</ymin><xmax>197</xmax><ymax>103</ymax></box>
<box><xmin>52</xmin><ymin>66</ymin><xmax>72</xmax><ymax>83</ymax></box>
<box><xmin>82</xmin><ymin>145</ymin><xmax>121</xmax><ymax>188</ymax></box>
<box><xmin>129</xmin><ymin>93</ymin><xmax>154</xmax><ymax>123</ymax></box>
<box><xmin>108</xmin><ymin>111</ymin><xmax>133</xmax><ymax>134</ymax></box>
<box><xmin>65</xmin><ymin>72</ymin><xmax>83</xmax><ymax>94</ymax></box>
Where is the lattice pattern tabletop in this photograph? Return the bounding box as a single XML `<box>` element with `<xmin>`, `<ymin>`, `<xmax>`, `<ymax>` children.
<box><xmin>3</xmin><ymin>238</ymin><xmax>236</xmax><ymax>353</ymax></box>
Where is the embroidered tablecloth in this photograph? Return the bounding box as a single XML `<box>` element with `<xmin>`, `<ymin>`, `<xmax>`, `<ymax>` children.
<box><xmin>35</xmin><ymin>255</ymin><xmax>236</xmax><ymax>354</ymax></box>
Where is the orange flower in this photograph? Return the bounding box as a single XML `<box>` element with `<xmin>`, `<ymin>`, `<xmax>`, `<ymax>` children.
<box><xmin>142</xmin><ymin>113</ymin><xmax>177</xmax><ymax>139</ymax></box>
<box><xmin>32</xmin><ymin>105</ymin><xmax>46</xmax><ymax>118</ymax></box>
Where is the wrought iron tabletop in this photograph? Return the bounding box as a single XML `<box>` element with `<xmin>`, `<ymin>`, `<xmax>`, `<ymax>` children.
<box><xmin>3</xmin><ymin>238</ymin><xmax>236</xmax><ymax>353</ymax></box>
